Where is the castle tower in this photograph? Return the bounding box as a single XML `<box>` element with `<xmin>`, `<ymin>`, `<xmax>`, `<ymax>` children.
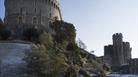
<box><xmin>104</xmin><ymin>45</ymin><xmax>113</xmax><ymax>65</ymax></box>
<box><xmin>104</xmin><ymin>33</ymin><xmax>132</xmax><ymax>70</ymax></box>
<box><xmin>123</xmin><ymin>42</ymin><xmax>132</xmax><ymax>63</ymax></box>
<box><xmin>4</xmin><ymin>0</ymin><xmax>62</xmax><ymax>37</ymax></box>
<box><xmin>112</xmin><ymin>33</ymin><xmax>124</xmax><ymax>66</ymax></box>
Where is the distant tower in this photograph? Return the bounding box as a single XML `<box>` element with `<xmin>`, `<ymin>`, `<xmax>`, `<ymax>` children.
<box><xmin>104</xmin><ymin>33</ymin><xmax>132</xmax><ymax>70</ymax></box>
<box><xmin>104</xmin><ymin>45</ymin><xmax>113</xmax><ymax>65</ymax></box>
<box><xmin>4</xmin><ymin>0</ymin><xmax>62</xmax><ymax>37</ymax></box>
<box><xmin>123</xmin><ymin>42</ymin><xmax>132</xmax><ymax>63</ymax></box>
<box><xmin>112</xmin><ymin>33</ymin><xmax>124</xmax><ymax>66</ymax></box>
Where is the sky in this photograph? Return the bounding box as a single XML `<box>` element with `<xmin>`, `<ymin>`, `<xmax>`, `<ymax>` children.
<box><xmin>0</xmin><ymin>0</ymin><xmax>138</xmax><ymax>58</ymax></box>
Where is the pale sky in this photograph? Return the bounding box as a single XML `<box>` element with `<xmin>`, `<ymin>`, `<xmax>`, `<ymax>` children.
<box><xmin>0</xmin><ymin>0</ymin><xmax>138</xmax><ymax>58</ymax></box>
<box><xmin>60</xmin><ymin>0</ymin><xmax>138</xmax><ymax>58</ymax></box>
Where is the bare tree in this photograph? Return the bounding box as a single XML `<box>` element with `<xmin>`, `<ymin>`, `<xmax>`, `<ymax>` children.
<box><xmin>77</xmin><ymin>38</ymin><xmax>87</xmax><ymax>50</ymax></box>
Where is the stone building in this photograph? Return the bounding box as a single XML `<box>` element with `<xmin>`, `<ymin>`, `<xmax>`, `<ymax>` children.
<box><xmin>104</xmin><ymin>33</ymin><xmax>132</xmax><ymax>69</ymax></box>
<box><xmin>123</xmin><ymin>42</ymin><xmax>132</xmax><ymax>63</ymax></box>
<box><xmin>129</xmin><ymin>58</ymin><xmax>138</xmax><ymax>74</ymax></box>
<box><xmin>104</xmin><ymin>45</ymin><xmax>113</xmax><ymax>65</ymax></box>
<box><xmin>4</xmin><ymin>0</ymin><xmax>62</xmax><ymax>37</ymax></box>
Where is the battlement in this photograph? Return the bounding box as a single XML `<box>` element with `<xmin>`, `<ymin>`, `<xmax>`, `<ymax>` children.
<box><xmin>123</xmin><ymin>42</ymin><xmax>130</xmax><ymax>47</ymax></box>
<box><xmin>112</xmin><ymin>33</ymin><xmax>123</xmax><ymax>44</ymax></box>
<box><xmin>112</xmin><ymin>33</ymin><xmax>123</xmax><ymax>40</ymax></box>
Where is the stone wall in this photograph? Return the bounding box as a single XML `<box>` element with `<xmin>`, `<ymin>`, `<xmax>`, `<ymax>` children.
<box><xmin>129</xmin><ymin>59</ymin><xmax>138</xmax><ymax>74</ymax></box>
<box><xmin>0</xmin><ymin>42</ymin><xmax>32</xmax><ymax>77</ymax></box>
<box><xmin>4</xmin><ymin>0</ymin><xmax>62</xmax><ymax>37</ymax></box>
<box><xmin>104</xmin><ymin>45</ymin><xmax>113</xmax><ymax>65</ymax></box>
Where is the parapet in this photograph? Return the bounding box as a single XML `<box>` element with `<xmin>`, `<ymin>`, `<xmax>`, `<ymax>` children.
<box><xmin>112</xmin><ymin>33</ymin><xmax>123</xmax><ymax>39</ymax></box>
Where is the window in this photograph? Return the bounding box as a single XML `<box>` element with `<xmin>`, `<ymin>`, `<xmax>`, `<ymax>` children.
<box><xmin>49</xmin><ymin>13</ymin><xmax>52</xmax><ymax>18</ymax></box>
<box><xmin>52</xmin><ymin>2</ymin><xmax>54</xmax><ymax>7</ymax></box>
<box><xmin>34</xmin><ymin>8</ymin><xmax>37</xmax><ymax>13</ymax></box>
<box><xmin>20</xmin><ymin>8</ymin><xmax>23</xmax><ymax>14</ymax></box>
<box><xmin>48</xmin><ymin>21</ymin><xmax>52</xmax><ymax>29</ymax></box>
<box><xmin>32</xmin><ymin>17</ymin><xmax>37</xmax><ymax>24</ymax></box>
<box><xmin>18</xmin><ymin>16</ymin><xmax>23</xmax><ymax>24</ymax></box>
<box><xmin>20</xmin><ymin>8</ymin><xmax>26</xmax><ymax>15</ymax></box>
<box><xmin>48</xmin><ymin>0</ymin><xmax>50</xmax><ymax>4</ymax></box>
<box><xmin>54</xmin><ymin>3</ymin><xmax>56</xmax><ymax>8</ymax></box>
<box><xmin>34</xmin><ymin>0</ymin><xmax>37</xmax><ymax>6</ymax></box>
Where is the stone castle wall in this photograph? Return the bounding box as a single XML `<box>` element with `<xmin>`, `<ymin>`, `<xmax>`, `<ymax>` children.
<box><xmin>104</xmin><ymin>45</ymin><xmax>113</xmax><ymax>65</ymax></box>
<box><xmin>4</xmin><ymin>0</ymin><xmax>62</xmax><ymax>35</ymax></box>
<box><xmin>129</xmin><ymin>59</ymin><xmax>138</xmax><ymax>74</ymax></box>
<box><xmin>112</xmin><ymin>33</ymin><xmax>125</xmax><ymax>66</ymax></box>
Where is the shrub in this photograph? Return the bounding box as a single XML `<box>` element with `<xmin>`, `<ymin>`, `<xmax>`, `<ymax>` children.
<box><xmin>0</xmin><ymin>18</ymin><xmax>11</xmax><ymax>40</ymax></box>
<box><xmin>66</xmin><ymin>42</ymin><xmax>78</xmax><ymax>51</ymax></box>
<box><xmin>0</xmin><ymin>29</ymin><xmax>11</xmax><ymax>40</ymax></box>
<box><xmin>22</xmin><ymin>27</ymin><xmax>42</xmax><ymax>43</ymax></box>
<box><xmin>24</xmin><ymin>46</ymin><xmax>49</xmax><ymax>76</ymax></box>
<box><xmin>51</xmin><ymin>21</ymin><xmax>76</xmax><ymax>44</ymax></box>
<box><xmin>39</xmin><ymin>32</ymin><xmax>54</xmax><ymax>49</ymax></box>
<box><xmin>0</xmin><ymin>18</ymin><xmax>3</xmax><ymax>26</ymax></box>
<box><xmin>24</xmin><ymin>45</ymin><xmax>69</xmax><ymax>77</ymax></box>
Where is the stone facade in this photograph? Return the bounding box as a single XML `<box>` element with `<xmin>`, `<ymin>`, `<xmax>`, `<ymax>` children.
<box><xmin>104</xmin><ymin>45</ymin><xmax>113</xmax><ymax>65</ymax></box>
<box><xmin>129</xmin><ymin>58</ymin><xmax>138</xmax><ymax>74</ymax></box>
<box><xmin>4</xmin><ymin>0</ymin><xmax>62</xmax><ymax>37</ymax></box>
<box><xmin>104</xmin><ymin>33</ymin><xmax>132</xmax><ymax>68</ymax></box>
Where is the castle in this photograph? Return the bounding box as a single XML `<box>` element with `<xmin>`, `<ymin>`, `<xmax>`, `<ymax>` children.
<box><xmin>4</xmin><ymin>0</ymin><xmax>62</xmax><ymax>37</ymax></box>
<box><xmin>104</xmin><ymin>33</ymin><xmax>132</xmax><ymax>69</ymax></box>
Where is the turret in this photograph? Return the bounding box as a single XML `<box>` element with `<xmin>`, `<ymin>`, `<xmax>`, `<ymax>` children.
<box><xmin>112</xmin><ymin>33</ymin><xmax>123</xmax><ymax>45</ymax></box>
<box><xmin>112</xmin><ymin>33</ymin><xmax>124</xmax><ymax>67</ymax></box>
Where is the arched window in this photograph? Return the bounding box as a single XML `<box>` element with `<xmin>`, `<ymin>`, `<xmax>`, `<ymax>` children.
<box><xmin>48</xmin><ymin>21</ymin><xmax>52</xmax><ymax>29</ymax></box>
<box><xmin>48</xmin><ymin>0</ymin><xmax>50</xmax><ymax>4</ymax></box>
<box><xmin>49</xmin><ymin>13</ymin><xmax>52</xmax><ymax>18</ymax></box>
<box><xmin>20</xmin><ymin>8</ymin><xmax>23</xmax><ymax>12</ymax></box>
<box><xmin>20</xmin><ymin>8</ymin><xmax>26</xmax><ymax>15</ymax></box>
<box><xmin>32</xmin><ymin>17</ymin><xmax>37</xmax><ymax>24</ymax></box>
<box><xmin>54</xmin><ymin>3</ymin><xmax>56</xmax><ymax>8</ymax></box>
<box><xmin>18</xmin><ymin>16</ymin><xmax>23</xmax><ymax>24</ymax></box>
<box><xmin>34</xmin><ymin>0</ymin><xmax>37</xmax><ymax>5</ymax></box>
<box><xmin>52</xmin><ymin>2</ymin><xmax>54</xmax><ymax>7</ymax></box>
<box><xmin>34</xmin><ymin>8</ymin><xmax>37</xmax><ymax>13</ymax></box>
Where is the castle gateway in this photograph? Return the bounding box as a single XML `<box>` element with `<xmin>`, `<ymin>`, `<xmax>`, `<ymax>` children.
<box><xmin>4</xmin><ymin>0</ymin><xmax>62</xmax><ymax>37</ymax></box>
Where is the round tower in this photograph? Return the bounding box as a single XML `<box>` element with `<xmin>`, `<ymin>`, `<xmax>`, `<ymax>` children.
<box><xmin>112</xmin><ymin>33</ymin><xmax>123</xmax><ymax>45</ymax></box>
<box><xmin>112</xmin><ymin>33</ymin><xmax>124</xmax><ymax>67</ymax></box>
<box><xmin>4</xmin><ymin>0</ymin><xmax>62</xmax><ymax>36</ymax></box>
